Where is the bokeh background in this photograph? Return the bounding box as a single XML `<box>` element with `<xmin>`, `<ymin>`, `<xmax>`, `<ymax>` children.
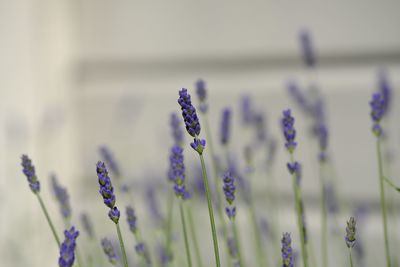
<box><xmin>1</xmin><ymin>1</ymin><xmax>400</xmax><ymax>266</ymax></box>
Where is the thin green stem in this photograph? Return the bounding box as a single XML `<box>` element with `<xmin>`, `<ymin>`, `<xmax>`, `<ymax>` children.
<box><xmin>290</xmin><ymin>154</ymin><xmax>309</xmax><ymax>267</ymax></box>
<box><xmin>377</xmin><ymin>138</ymin><xmax>391</xmax><ymax>267</ymax></box>
<box><xmin>180</xmin><ymin>201</ymin><xmax>193</xmax><ymax>267</ymax></box>
<box><xmin>116</xmin><ymin>223</ymin><xmax>129</xmax><ymax>267</ymax></box>
<box><xmin>320</xmin><ymin>162</ymin><xmax>328</xmax><ymax>267</ymax></box>
<box><xmin>36</xmin><ymin>194</ymin><xmax>61</xmax><ymax>247</ymax></box>
<box><xmin>165</xmin><ymin>190</ymin><xmax>175</xmax><ymax>263</ymax></box>
<box><xmin>187</xmin><ymin>206</ymin><xmax>203</xmax><ymax>267</ymax></box>
<box><xmin>249</xmin><ymin>197</ymin><xmax>268</xmax><ymax>267</ymax></box>
<box><xmin>232</xmin><ymin>219</ymin><xmax>244</xmax><ymax>267</ymax></box>
<box><xmin>349</xmin><ymin>248</ymin><xmax>354</xmax><ymax>267</ymax></box>
<box><xmin>199</xmin><ymin>153</ymin><xmax>221</xmax><ymax>267</ymax></box>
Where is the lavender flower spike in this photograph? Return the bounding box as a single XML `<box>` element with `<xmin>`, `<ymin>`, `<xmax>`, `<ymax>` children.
<box><xmin>370</xmin><ymin>92</ymin><xmax>385</xmax><ymax>136</ymax></box>
<box><xmin>58</xmin><ymin>227</ymin><xmax>79</xmax><ymax>267</ymax></box>
<box><xmin>170</xmin><ymin>112</ymin><xmax>184</xmax><ymax>146</ymax></box>
<box><xmin>51</xmin><ymin>174</ymin><xmax>71</xmax><ymax>219</ymax></box>
<box><xmin>281</xmin><ymin>109</ymin><xmax>297</xmax><ymax>153</ymax></box>
<box><xmin>126</xmin><ymin>206</ymin><xmax>137</xmax><ymax>233</ymax></box>
<box><xmin>80</xmin><ymin>213</ymin><xmax>95</xmax><ymax>239</ymax></box>
<box><xmin>178</xmin><ymin>88</ymin><xmax>206</xmax><ymax>154</ymax></box>
<box><xmin>299</xmin><ymin>30</ymin><xmax>316</xmax><ymax>68</ymax></box>
<box><xmin>220</xmin><ymin>108</ymin><xmax>232</xmax><ymax>145</ymax></box>
<box><xmin>195</xmin><ymin>79</ymin><xmax>208</xmax><ymax>113</ymax></box>
<box><xmin>21</xmin><ymin>154</ymin><xmax>40</xmax><ymax>193</ymax></box>
<box><xmin>223</xmin><ymin>171</ymin><xmax>236</xmax><ymax>219</ymax></box>
<box><xmin>281</xmin><ymin>232</ymin><xmax>294</xmax><ymax>267</ymax></box>
<box><xmin>345</xmin><ymin>217</ymin><xmax>356</xmax><ymax>248</ymax></box>
<box><xmin>99</xmin><ymin>146</ymin><xmax>121</xmax><ymax>177</ymax></box>
<box><xmin>96</xmin><ymin>161</ymin><xmax>120</xmax><ymax>223</ymax></box>
<box><xmin>101</xmin><ymin>238</ymin><xmax>117</xmax><ymax>265</ymax></box>
<box><xmin>169</xmin><ymin>145</ymin><xmax>190</xmax><ymax>199</ymax></box>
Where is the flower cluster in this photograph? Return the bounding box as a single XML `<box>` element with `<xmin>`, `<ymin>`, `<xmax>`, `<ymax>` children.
<box><xmin>96</xmin><ymin>161</ymin><xmax>120</xmax><ymax>223</ymax></box>
<box><xmin>281</xmin><ymin>232</ymin><xmax>294</xmax><ymax>267</ymax></box>
<box><xmin>281</xmin><ymin>109</ymin><xmax>297</xmax><ymax>152</ymax></box>
<box><xmin>21</xmin><ymin>154</ymin><xmax>40</xmax><ymax>193</ymax></box>
<box><xmin>299</xmin><ymin>30</ymin><xmax>316</xmax><ymax>68</ymax></box>
<box><xmin>99</xmin><ymin>146</ymin><xmax>121</xmax><ymax>177</ymax></box>
<box><xmin>223</xmin><ymin>171</ymin><xmax>236</xmax><ymax>219</ymax></box>
<box><xmin>370</xmin><ymin>92</ymin><xmax>385</xmax><ymax>136</ymax></box>
<box><xmin>378</xmin><ymin>70</ymin><xmax>392</xmax><ymax>116</ymax></box>
<box><xmin>220</xmin><ymin>108</ymin><xmax>232</xmax><ymax>145</ymax></box>
<box><xmin>126</xmin><ymin>206</ymin><xmax>137</xmax><ymax>234</ymax></box>
<box><xmin>58</xmin><ymin>227</ymin><xmax>79</xmax><ymax>267</ymax></box>
<box><xmin>51</xmin><ymin>174</ymin><xmax>71</xmax><ymax>219</ymax></box>
<box><xmin>170</xmin><ymin>112</ymin><xmax>184</xmax><ymax>146</ymax></box>
<box><xmin>345</xmin><ymin>217</ymin><xmax>356</xmax><ymax>248</ymax></box>
<box><xmin>287</xmin><ymin>161</ymin><xmax>301</xmax><ymax>185</ymax></box>
<box><xmin>101</xmin><ymin>238</ymin><xmax>117</xmax><ymax>264</ymax></box>
<box><xmin>178</xmin><ymin>88</ymin><xmax>206</xmax><ymax>154</ymax></box>
<box><xmin>195</xmin><ymin>79</ymin><xmax>208</xmax><ymax>113</ymax></box>
<box><xmin>169</xmin><ymin>146</ymin><xmax>190</xmax><ymax>199</ymax></box>
<box><xmin>80</xmin><ymin>213</ymin><xmax>94</xmax><ymax>239</ymax></box>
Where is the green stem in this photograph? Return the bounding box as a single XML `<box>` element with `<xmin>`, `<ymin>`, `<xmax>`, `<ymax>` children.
<box><xmin>290</xmin><ymin>154</ymin><xmax>309</xmax><ymax>267</ymax></box>
<box><xmin>165</xmin><ymin>190</ymin><xmax>175</xmax><ymax>263</ymax></box>
<box><xmin>249</xmin><ymin>197</ymin><xmax>268</xmax><ymax>267</ymax></box>
<box><xmin>116</xmin><ymin>223</ymin><xmax>129</xmax><ymax>267</ymax></box>
<box><xmin>199</xmin><ymin>153</ymin><xmax>221</xmax><ymax>267</ymax></box>
<box><xmin>36</xmin><ymin>194</ymin><xmax>61</xmax><ymax>247</ymax></box>
<box><xmin>383</xmin><ymin>176</ymin><xmax>400</xmax><ymax>192</ymax></box>
<box><xmin>180</xmin><ymin>201</ymin><xmax>193</xmax><ymax>267</ymax></box>
<box><xmin>377</xmin><ymin>138</ymin><xmax>392</xmax><ymax>267</ymax></box>
<box><xmin>187</xmin><ymin>206</ymin><xmax>203</xmax><ymax>267</ymax></box>
<box><xmin>320</xmin><ymin>162</ymin><xmax>328</xmax><ymax>267</ymax></box>
<box><xmin>232</xmin><ymin>219</ymin><xmax>244</xmax><ymax>266</ymax></box>
<box><xmin>349</xmin><ymin>248</ymin><xmax>354</xmax><ymax>267</ymax></box>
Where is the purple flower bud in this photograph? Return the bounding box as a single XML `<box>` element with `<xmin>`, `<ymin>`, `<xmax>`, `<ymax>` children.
<box><xmin>223</xmin><ymin>171</ymin><xmax>236</xmax><ymax>219</ymax></box>
<box><xmin>126</xmin><ymin>206</ymin><xmax>137</xmax><ymax>233</ymax></box>
<box><xmin>281</xmin><ymin>109</ymin><xmax>297</xmax><ymax>152</ymax></box>
<box><xmin>50</xmin><ymin>174</ymin><xmax>71</xmax><ymax>219</ymax></box>
<box><xmin>108</xmin><ymin>207</ymin><xmax>120</xmax><ymax>224</ymax></box>
<box><xmin>240</xmin><ymin>95</ymin><xmax>254</xmax><ymax>126</ymax></box>
<box><xmin>281</xmin><ymin>232</ymin><xmax>294</xmax><ymax>267</ymax></box>
<box><xmin>178</xmin><ymin>88</ymin><xmax>201</xmax><ymax>137</ymax></box>
<box><xmin>96</xmin><ymin>161</ymin><xmax>116</xmax><ymax>209</ymax></box>
<box><xmin>195</xmin><ymin>79</ymin><xmax>208</xmax><ymax>113</ymax></box>
<box><xmin>99</xmin><ymin>146</ymin><xmax>121</xmax><ymax>177</ymax></box>
<box><xmin>190</xmin><ymin>138</ymin><xmax>206</xmax><ymax>154</ymax></box>
<box><xmin>299</xmin><ymin>30</ymin><xmax>316</xmax><ymax>68</ymax></box>
<box><xmin>21</xmin><ymin>155</ymin><xmax>40</xmax><ymax>193</ymax></box>
<box><xmin>220</xmin><ymin>108</ymin><xmax>232</xmax><ymax>145</ymax></box>
<box><xmin>170</xmin><ymin>112</ymin><xmax>184</xmax><ymax>146</ymax></box>
<box><xmin>370</xmin><ymin>92</ymin><xmax>385</xmax><ymax>136</ymax></box>
<box><xmin>345</xmin><ymin>217</ymin><xmax>356</xmax><ymax>248</ymax></box>
<box><xmin>169</xmin><ymin>146</ymin><xmax>190</xmax><ymax>199</ymax></box>
<box><xmin>101</xmin><ymin>238</ymin><xmax>117</xmax><ymax>264</ymax></box>
<box><xmin>58</xmin><ymin>227</ymin><xmax>79</xmax><ymax>267</ymax></box>
<box><xmin>378</xmin><ymin>69</ymin><xmax>392</xmax><ymax>116</ymax></box>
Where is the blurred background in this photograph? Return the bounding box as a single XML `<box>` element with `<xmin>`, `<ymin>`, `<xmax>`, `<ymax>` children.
<box><xmin>1</xmin><ymin>1</ymin><xmax>400</xmax><ymax>266</ymax></box>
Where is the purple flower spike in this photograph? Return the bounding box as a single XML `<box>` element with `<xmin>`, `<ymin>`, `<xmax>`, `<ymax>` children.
<box><xmin>378</xmin><ymin>70</ymin><xmax>392</xmax><ymax>115</ymax></box>
<box><xmin>108</xmin><ymin>207</ymin><xmax>120</xmax><ymax>224</ymax></box>
<box><xmin>21</xmin><ymin>155</ymin><xmax>40</xmax><ymax>193</ymax></box>
<box><xmin>281</xmin><ymin>232</ymin><xmax>294</xmax><ymax>267</ymax></box>
<box><xmin>220</xmin><ymin>108</ymin><xmax>232</xmax><ymax>145</ymax></box>
<box><xmin>51</xmin><ymin>174</ymin><xmax>71</xmax><ymax>219</ymax></box>
<box><xmin>178</xmin><ymin>88</ymin><xmax>201</xmax><ymax>137</ymax></box>
<box><xmin>126</xmin><ymin>206</ymin><xmax>137</xmax><ymax>234</ymax></box>
<box><xmin>80</xmin><ymin>213</ymin><xmax>95</xmax><ymax>239</ymax></box>
<box><xmin>223</xmin><ymin>171</ymin><xmax>236</xmax><ymax>219</ymax></box>
<box><xmin>299</xmin><ymin>30</ymin><xmax>316</xmax><ymax>68</ymax></box>
<box><xmin>58</xmin><ymin>227</ymin><xmax>79</xmax><ymax>267</ymax></box>
<box><xmin>195</xmin><ymin>79</ymin><xmax>208</xmax><ymax>113</ymax></box>
<box><xmin>345</xmin><ymin>217</ymin><xmax>356</xmax><ymax>248</ymax></box>
<box><xmin>101</xmin><ymin>238</ymin><xmax>117</xmax><ymax>264</ymax></box>
<box><xmin>190</xmin><ymin>138</ymin><xmax>206</xmax><ymax>154</ymax></box>
<box><xmin>317</xmin><ymin>124</ymin><xmax>328</xmax><ymax>162</ymax></box>
<box><xmin>281</xmin><ymin>109</ymin><xmax>297</xmax><ymax>153</ymax></box>
<box><xmin>170</xmin><ymin>112</ymin><xmax>184</xmax><ymax>146</ymax></box>
<box><xmin>99</xmin><ymin>146</ymin><xmax>121</xmax><ymax>177</ymax></box>
<box><xmin>169</xmin><ymin>146</ymin><xmax>190</xmax><ymax>199</ymax></box>
<box><xmin>369</xmin><ymin>93</ymin><xmax>385</xmax><ymax>136</ymax></box>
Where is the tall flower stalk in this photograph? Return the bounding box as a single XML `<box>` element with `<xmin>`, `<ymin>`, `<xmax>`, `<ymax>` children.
<box><xmin>370</xmin><ymin>92</ymin><xmax>391</xmax><ymax>267</ymax></box>
<box><xmin>21</xmin><ymin>155</ymin><xmax>61</xmax><ymax>247</ymax></box>
<box><xmin>222</xmin><ymin>171</ymin><xmax>244</xmax><ymax>266</ymax></box>
<box><xmin>281</xmin><ymin>110</ymin><xmax>309</xmax><ymax>267</ymax></box>
<box><xmin>169</xmin><ymin>145</ymin><xmax>193</xmax><ymax>267</ymax></box>
<box><xmin>178</xmin><ymin>88</ymin><xmax>221</xmax><ymax>267</ymax></box>
<box><xmin>345</xmin><ymin>217</ymin><xmax>356</xmax><ymax>267</ymax></box>
<box><xmin>96</xmin><ymin>161</ymin><xmax>129</xmax><ymax>267</ymax></box>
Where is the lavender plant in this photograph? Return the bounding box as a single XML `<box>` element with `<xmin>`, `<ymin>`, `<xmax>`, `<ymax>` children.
<box><xmin>281</xmin><ymin>109</ymin><xmax>309</xmax><ymax>267</ymax></box>
<box><xmin>345</xmin><ymin>217</ymin><xmax>356</xmax><ymax>267</ymax></box>
<box><xmin>101</xmin><ymin>238</ymin><xmax>118</xmax><ymax>265</ymax></box>
<box><xmin>50</xmin><ymin>173</ymin><xmax>71</xmax><ymax>222</ymax></box>
<box><xmin>281</xmin><ymin>232</ymin><xmax>294</xmax><ymax>267</ymax></box>
<box><xmin>178</xmin><ymin>88</ymin><xmax>221</xmax><ymax>267</ymax></box>
<box><xmin>96</xmin><ymin>161</ymin><xmax>129</xmax><ymax>267</ymax></box>
<box><xmin>222</xmin><ymin>171</ymin><xmax>244</xmax><ymax>266</ymax></box>
<box><xmin>58</xmin><ymin>227</ymin><xmax>79</xmax><ymax>267</ymax></box>
<box><xmin>21</xmin><ymin>155</ymin><xmax>61</xmax><ymax>247</ymax></box>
